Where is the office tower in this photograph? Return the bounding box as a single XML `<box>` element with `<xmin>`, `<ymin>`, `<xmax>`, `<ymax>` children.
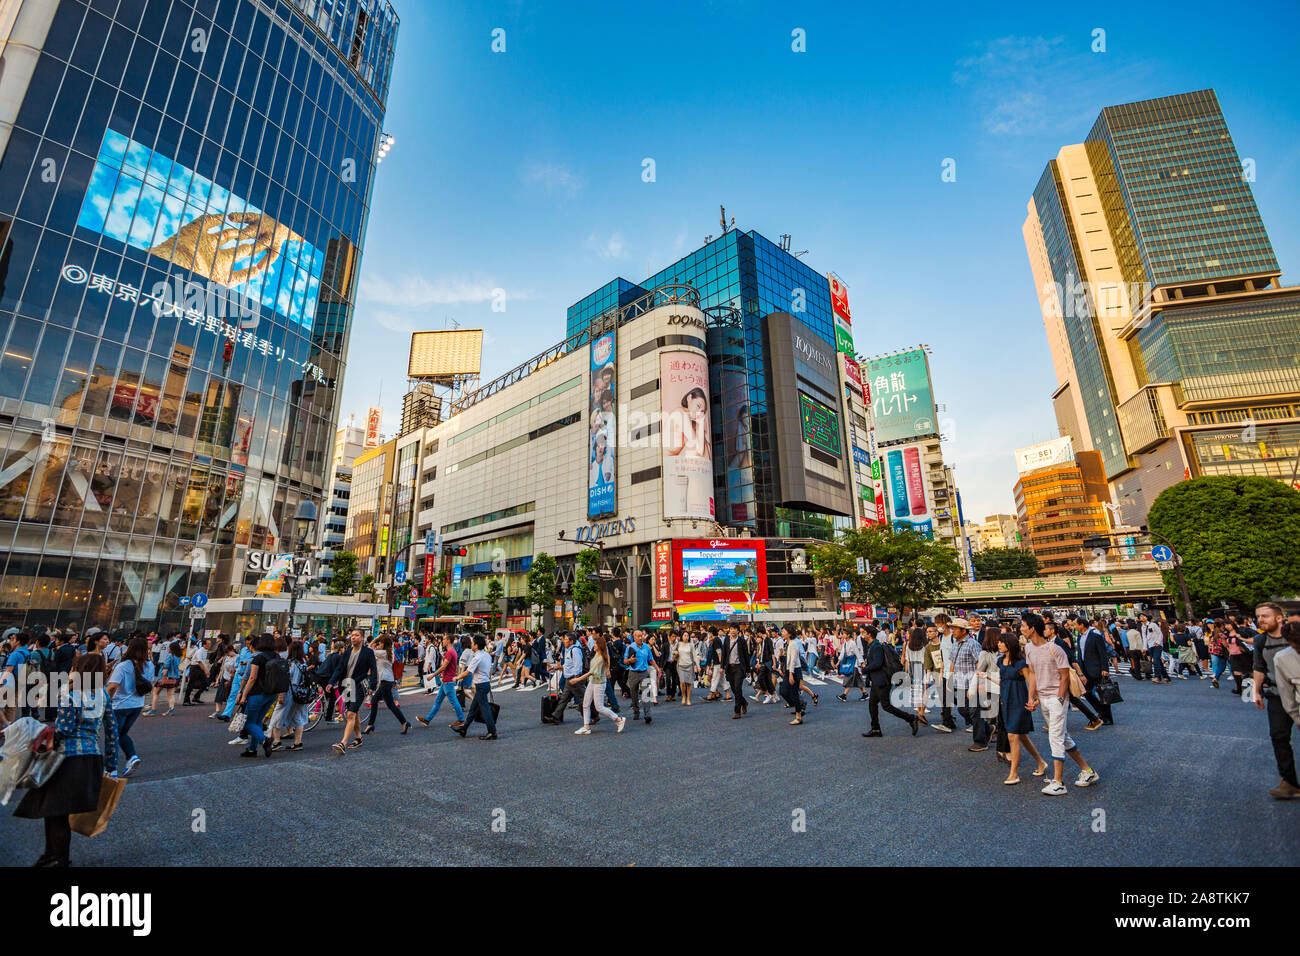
<box><xmin>1023</xmin><ymin>90</ymin><xmax>1300</xmax><ymax>525</ymax></box>
<box><xmin>0</xmin><ymin>0</ymin><xmax>398</xmax><ymax>630</ymax></box>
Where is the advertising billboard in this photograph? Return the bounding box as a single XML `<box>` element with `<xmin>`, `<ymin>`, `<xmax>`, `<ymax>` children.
<box><xmin>408</xmin><ymin>330</ymin><xmax>484</xmax><ymax>380</ymax></box>
<box><xmin>842</xmin><ymin>356</ymin><xmax>865</xmax><ymax>403</ymax></box>
<box><xmin>866</xmin><ymin>348</ymin><xmax>937</xmax><ymax>445</ymax></box>
<box><xmin>655</xmin><ymin>541</ymin><xmax>672</xmax><ymax>602</ymax></box>
<box><xmin>799</xmin><ymin>392</ymin><xmax>842</xmax><ymax>457</ymax></box>
<box><xmin>671</xmin><ymin>539</ymin><xmax>768</xmax><ymax>603</ymax></box>
<box><xmin>76</xmin><ymin>128</ymin><xmax>323</xmax><ymax>331</ymax></box>
<box><xmin>884</xmin><ymin>442</ymin><xmax>933</xmax><ymax>538</ymax></box>
<box><xmin>588</xmin><ymin>329</ymin><xmax>617</xmax><ymax>518</ymax></box>
<box><xmin>1014</xmin><ymin>435</ymin><xmax>1075</xmax><ymax>474</ymax></box>
<box><xmin>365</xmin><ymin>406</ymin><xmax>383</xmax><ymax>447</ymax></box>
<box><xmin>660</xmin><ymin>351</ymin><xmax>714</xmax><ymax>520</ymax></box>
<box><xmin>829</xmin><ymin>274</ymin><xmax>854</xmax><ymax>355</ymax></box>
<box><xmin>254</xmin><ymin>553</ymin><xmax>294</xmax><ymax>596</ymax></box>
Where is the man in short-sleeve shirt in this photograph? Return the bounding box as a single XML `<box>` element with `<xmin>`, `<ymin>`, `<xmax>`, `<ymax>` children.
<box><xmin>1023</xmin><ymin>612</ymin><xmax>1098</xmax><ymax>796</ymax></box>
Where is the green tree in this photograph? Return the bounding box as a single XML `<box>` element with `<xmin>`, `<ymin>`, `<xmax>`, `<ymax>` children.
<box><xmin>972</xmin><ymin>546</ymin><xmax>1041</xmax><ymax>581</ymax></box>
<box><xmin>326</xmin><ymin>550</ymin><xmax>358</xmax><ymax>595</ymax></box>
<box><xmin>485</xmin><ymin>578</ymin><xmax>505</xmax><ymax>629</ymax></box>
<box><xmin>1147</xmin><ymin>476</ymin><xmax>1300</xmax><ymax>613</ymax></box>
<box><xmin>527</xmin><ymin>552</ymin><xmax>558</xmax><ymax>627</ymax></box>
<box><xmin>806</xmin><ymin>525</ymin><xmax>963</xmax><ymax>615</ymax></box>
<box><xmin>359</xmin><ymin>574</ymin><xmax>376</xmax><ymax>602</ymax></box>
<box><xmin>571</xmin><ymin>549</ymin><xmax>601</xmax><ymax>625</ymax></box>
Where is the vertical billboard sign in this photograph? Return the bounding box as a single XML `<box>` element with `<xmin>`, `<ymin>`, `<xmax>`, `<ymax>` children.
<box><xmin>660</xmin><ymin>352</ymin><xmax>714</xmax><ymax>520</ymax></box>
<box><xmin>884</xmin><ymin>442</ymin><xmax>933</xmax><ymax>538</ymax></box>
<box><xmin>829</xmin><ymin>274</ymin><xmax>853</xmax><ymax>355</ymax></box>
<box><xmin>655</xmin><ymin>541</ymin><xmax>672</xmax><ymax>602</ymax></box>
<box><xmin>365</xmin><ymin>406</ymin><xmax>382</xmax><ymax>447</ymax></box>
<box><xmin>871</xmin><ymin>458</ymin><xmax>887</xmax><ymax>523</ymax></box>
<box><xmin>865</xmin><ymin>348</ymin><xmax>937</xmax><ymax>445</ymax></box>
<box><xmin>588</xmin><ymin>329</ymin><xmax>617</xmax><ymax>518</ymax></box>
<box><xmin>842</xmin><ymin>356</ymin><xmax>866</xmax><ymax>404</ymax></box>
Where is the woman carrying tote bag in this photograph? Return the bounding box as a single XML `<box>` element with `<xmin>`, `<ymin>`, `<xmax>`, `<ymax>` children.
<box><xmin>12</xmin><ymin>652</ymin><xmax>119</xmax><ymax>867</ymax></box>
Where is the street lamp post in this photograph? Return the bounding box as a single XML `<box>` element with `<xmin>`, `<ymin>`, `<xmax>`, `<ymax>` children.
<box><xmin>285</xmin><ymin>500</ymin><xmax>318</xmax><ymax>638</ymax></box>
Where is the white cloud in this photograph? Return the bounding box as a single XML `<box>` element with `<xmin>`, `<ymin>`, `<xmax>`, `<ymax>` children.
<box><xmin>523</xmin><ymin>161</ymin><xmax>584</xmax><ymax>197</ymax></box>
<box><xmin>586</xmin><ymin>231</ymin><xmax>627</xmax><ymax>260</ymax></box>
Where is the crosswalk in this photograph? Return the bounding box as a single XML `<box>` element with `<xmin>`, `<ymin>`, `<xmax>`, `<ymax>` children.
<box><xmin>398</xmin><ymin>671</ymin><xmax>843</xmax><ymax>697</ymax></box>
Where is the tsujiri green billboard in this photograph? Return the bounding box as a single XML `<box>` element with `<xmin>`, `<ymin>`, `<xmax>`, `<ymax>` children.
<box><xmin>865</xmin><ymin>348</ymin><xmax>938</xmax><ymax>445</ymax></box>
<box><xmin>834</xmin><ymin>323</ymin><xmax>854</xmax><ymax>355</ymax></box>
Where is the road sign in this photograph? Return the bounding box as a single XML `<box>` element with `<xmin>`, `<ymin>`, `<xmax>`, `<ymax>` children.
<box><xmin>179</xmin><ymin>596</ymin><xmax>190</xmax><ymax>606</ymax></box>
<box><xmin>192</xmin><ymin>592</ymin><xmax>208</xmax><ymax>608</ymax></box>
<box><xmin>1150</xmin><ymin>545</ymin><xmax>1174</xmax><ymax>562</ymax></box>
<box><xmin>1155</xmin><ymin>560</ymin><xmax>1176</xmax><ymax>571</ymax></box>
<box><xmin>838</xmin><ymin>580</ymin><xmax>851</xmax><ymax>595</ymax></box>
<box><xmin>394</xmin><ymin>560</ymin><xmax>406</xmax><ymax>585</ymax></box>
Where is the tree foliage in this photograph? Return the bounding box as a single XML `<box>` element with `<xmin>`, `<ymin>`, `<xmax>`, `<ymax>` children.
<box><xmin>806</xmin><ymin>525</ymin><xmax>963</xmax><ymax>613</ymax></box>
<box><xmin>1147</xmin><ymin>476</ymin><xmax>1300</xmax><ymax>613</ymax></box>
<box><xmin>527</xmin><ymin>552</ymin><xmax>558</xmax><ymax>622</ymax></box>
<box><xmin>326</xmin><ymin>550</ymin><xmax>358</xmax><ymax>595</ymax></box>
<box><xmin>571</xmin><ymin>549</ymin><xmax>601</xmax><ymax>623</ymax></box>
<box><xmin>485</xmin><ymin>578</ymin><xmax>505</xmax><ymax>628</ymax></box>
<box><xmin>972</xmin><ymin>546</ymin><xmax>1041</xmax><ymax>581</ymax></box>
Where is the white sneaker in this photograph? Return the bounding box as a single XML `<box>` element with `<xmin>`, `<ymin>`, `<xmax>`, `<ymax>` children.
<box><xmin>121</xmin><ymin>755</ymin><xmax>140</xmax><ymax>777</ymax></box>
<box><xmin>933</xmin><ymin>724</ymin><xmax>954</xmax><ymax>733</ymax></box>
<box><xmin>227</xmin><ymin>736</ymin><xmax>244</xmax><ymax>745</ymax></box>
<box><xmin>616</xmin><ymin>717</ymin><xmax>626</xmax><ymax>733</ymax></box>
<box><xmin>1041</xmin><ymin>779</ymin><xmax>1068</xmax><ymax>796</ymax></box>
<box><xmin>574</xmin><ymin>726</ymin><xmax>591</xmax><ymax>735</ymax></box>
<box><xmin>1075</xmin><ymin>769</ymin><xmax>1100</xmax><ymax>787</ymax></box>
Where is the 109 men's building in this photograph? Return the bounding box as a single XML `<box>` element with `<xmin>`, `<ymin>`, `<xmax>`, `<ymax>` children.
<box><xmin>0</xmin><ymin>0</ymin><xmax>397</xmax><ymax>631</ymax></box>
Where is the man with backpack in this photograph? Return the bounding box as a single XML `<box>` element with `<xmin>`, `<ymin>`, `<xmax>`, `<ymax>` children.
<box><xmin>863</xmin><ymin>627</ymin><xmax>918</xmax><ymax>737</ymax></box>
<box><xmin>543</xmin><ymin>631</ymin><xmax>587</xmax><ymax>724</ymax></box>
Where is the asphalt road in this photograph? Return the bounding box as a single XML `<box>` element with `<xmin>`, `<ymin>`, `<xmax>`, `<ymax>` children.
<box><xmin>1</xmin><ymin>670</ymin><xmax>1295</xmax><ymax>866</ymax></box>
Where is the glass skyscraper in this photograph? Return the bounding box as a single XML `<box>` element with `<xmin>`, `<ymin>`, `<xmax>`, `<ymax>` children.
<box><xmin>0</xmin><ymin>0</ymin><xmax>397</xmax><ymax>631</ymax></box>
<box><xmin>567</xmin><ymin>229</ymin><xmax>847</xmax><ymax>540</ymax></box>
<box><xmin>1025</xmin><ymin>89</ymin><xmax>1299</xmax><ymax>524</ymax></box>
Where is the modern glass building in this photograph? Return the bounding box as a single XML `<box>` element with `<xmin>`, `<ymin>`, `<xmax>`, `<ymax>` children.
<box><xmin>567</xmin><ymin>229</ymin><xmax>848</xmax><ymax>540</ymax></box>
<box><xmin>0</xmin><ymin>0</ymin><xmax>398</xmax><ymax>631</ymax></box>
<box><xmin>1024</xmin><ymin>90</ymin><xmax>1300</xmax><ymax>524</ymax></box>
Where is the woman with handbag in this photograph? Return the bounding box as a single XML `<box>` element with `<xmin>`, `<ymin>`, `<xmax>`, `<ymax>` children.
<box><xmin>1206</xmin><ymin>620</ymin><xmax>1230</xmax><ymax>690</ymax></box>
<box><xmin>106</xmin><ymin>637</ymin><xmax>154</xmax><ymax>778</ymax></box>
<box><xmin>269</xmin><ymin>641</ymin><xmax>311</xmax><ymax>751</ymax></box>
<box><xmin>363</xmin><ymin>635</ymin><xmax>412</xmax><ymax>735</ymax></box>
<box><xmin>836</xmin><ymin>629</ymin><xmax>867</xmax><ymax>702</ymax></box>
<box><xmin>672</xmin><ymin>631</ymin><xmax>699</xmax><ymax>705</ymax></box>
<box><xmin>13</xmin><ymin>652</ymin><xmax>118</xmax><ymax>867</ymax></box>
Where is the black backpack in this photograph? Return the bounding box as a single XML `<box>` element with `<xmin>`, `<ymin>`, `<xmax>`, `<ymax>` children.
<box><xmin>880</xmin><ymin>641</ymin><xmax>904</xmax><ymax>677</ymax></box>
<box><xmin>289</xmin><ymin>662</ymin><xmax>315</xmax><ymax>703</ymax></box>
<box><xmin>132</xmin><ymin>660</ymin><xmax>153</xmax><ymax>697</ymax></box>
<box><xmin>264</xmin><ymin>657</ymin><xmax>292</xmax><ymax>695</ymax></box>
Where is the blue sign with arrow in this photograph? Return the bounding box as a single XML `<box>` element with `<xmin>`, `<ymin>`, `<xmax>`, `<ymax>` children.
<box><xmin>1150</xmin><ymin>545</ymin><xmax>1174</xmax><ymax>562</ymax></box>
<box><xmin>192</xmin><ymin>592</ymin><xmax>208</xmax><ymax>608</ymax></box>
<box><xmin>838</xmin><ymin>580</ymin><xmax>851</xmax><ymax>595</ymax></box>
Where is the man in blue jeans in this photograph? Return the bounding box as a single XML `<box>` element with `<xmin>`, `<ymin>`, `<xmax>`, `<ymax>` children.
<box><xmin>416</xmin><ymin>634</ymin><xmax>464</xmax><ymax>727</ymax></box>
<box><xmin>451</xmin><ymin>634</ymin><xmax>498</xmax><ymax>740</ymax></box>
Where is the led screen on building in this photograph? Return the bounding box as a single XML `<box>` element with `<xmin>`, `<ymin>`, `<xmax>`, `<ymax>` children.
<box><xmin>75</xmin><ymin>129</ymin><xmax>324</xmax><ymax>331</ymax></box>
<box><xmin>661</xmin><ymin>351</ymin><xmax>714</xmax><ymax>520</ymax></box>
<box><xmin>799</xmin><ymin>392</ymin><xmax>842</xmax><ymax>457</ymax></box>
<box><xmin>671</xmin><ymin>538</ymin><xmax>768</xmax><ymax>602</ymax></box>
<box><xmin>588</xmin><ymin>330</ymin><xmax>617</xmax><ymax>518</ymax></box>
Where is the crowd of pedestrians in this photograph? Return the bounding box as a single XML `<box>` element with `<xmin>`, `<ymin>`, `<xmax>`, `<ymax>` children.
<box><xmin>3</xmin><ymin>600</ymin><xmax>1299</xmax><ymax>864</ymax></box>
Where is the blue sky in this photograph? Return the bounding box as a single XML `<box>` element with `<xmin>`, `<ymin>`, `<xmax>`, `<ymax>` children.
<box><xmin>341</xmin><ymin>0</ymin><xmax>1300</xmax><ymax>520</ymax></box>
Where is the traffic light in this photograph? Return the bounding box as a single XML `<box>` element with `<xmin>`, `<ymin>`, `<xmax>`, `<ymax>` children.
<box><xmin>879</xmin><ymin>565</ymin><xmax>889</xmax><ymax>573</ymax></box>
<box><xmin>1083</xmin><ymin>536</ymin><xmax>1111</xmax><ymax>552</ymax></box>
<box><xmin>457</xmin><ymin>547</ymin><xmax>467</xmax><ymax>556</ymax></box>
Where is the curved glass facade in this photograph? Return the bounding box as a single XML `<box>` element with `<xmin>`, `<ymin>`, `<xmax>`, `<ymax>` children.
<box><xmin>0</xmin><ymin>0</ymin><xmax>397</xmax><ymax>631</ymax></box>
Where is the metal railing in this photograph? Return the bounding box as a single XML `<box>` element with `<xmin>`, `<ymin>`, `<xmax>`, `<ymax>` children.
<box><xmin>449</xmin><ymin>283</ymin><xmax>701</xmax><ymax>415</ymax></box>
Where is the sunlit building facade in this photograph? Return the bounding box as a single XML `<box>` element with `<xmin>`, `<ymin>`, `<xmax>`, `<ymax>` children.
<box><xmin>1024</xmin><ymin>90</ymin><xmax>1300</xmax><ymax>525</ymax></box>
<box><xmin>0</xmin><ymin>0</ymin><xmax>398</xmax><ymax>630</ymax></box>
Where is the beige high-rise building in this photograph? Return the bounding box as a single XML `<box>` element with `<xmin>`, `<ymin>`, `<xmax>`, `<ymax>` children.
<box><xmin>1022</xmin><ymin>90</ymin><xmax>1300</xmax><ymax>527</ymax></box>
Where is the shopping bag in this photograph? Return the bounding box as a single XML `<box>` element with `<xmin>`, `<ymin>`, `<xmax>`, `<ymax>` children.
<box><xmin>1097</xmin><ymin>677</ymin><xmax>1123</xmax><ymax>706</ymax></box>
<box><xmin>838</xmin><ymin>655</ymin><xmax>857</xmax><ymax>677</ymax></box>
<box><xmin>71</xmin><ymin>774</ymin><xmax>126</xmax><ymax>838</ymax></box>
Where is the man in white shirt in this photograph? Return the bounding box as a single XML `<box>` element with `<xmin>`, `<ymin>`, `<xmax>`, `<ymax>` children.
<box><xmin>451</xmin><ymin>634</ymin><xmax>498</xmax><ymax>740</ymax></box>
<box><xmin>1140</xmin><ymin>614</ymin><xmax>1168</xmax><ymax>683</ymax></box>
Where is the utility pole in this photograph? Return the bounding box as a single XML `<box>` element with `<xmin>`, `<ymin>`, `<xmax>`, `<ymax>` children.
<box><xmin>1143</xmin><ymin>527</ymin><xmax>1195</xmax><ymax>620</ymax></box>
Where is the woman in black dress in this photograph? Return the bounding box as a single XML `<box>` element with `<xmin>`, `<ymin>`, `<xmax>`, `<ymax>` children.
<box><xmin>13</xmin><ymin>652</ymin><xmax>119</xmax><ymax>866</ymax></box>
<box><xmin>996</xmin><ymin>634</ymin><xmax>1046</xmax><ymax>785</ymax></box>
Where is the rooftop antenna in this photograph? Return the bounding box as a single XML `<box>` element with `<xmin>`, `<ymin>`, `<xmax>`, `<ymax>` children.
<box><xmin>720</xmin><ymin>204</ymin><xmax>733</xmax><ymax>234</ymax></box>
